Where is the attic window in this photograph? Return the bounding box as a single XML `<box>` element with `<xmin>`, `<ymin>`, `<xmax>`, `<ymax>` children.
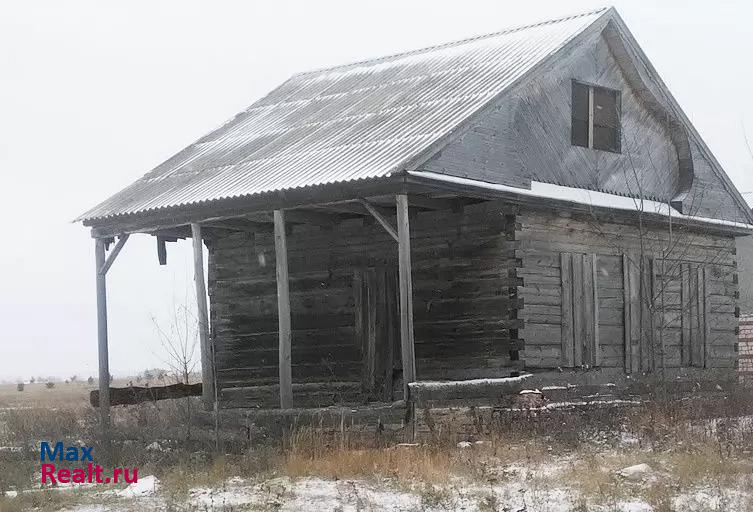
<box><xmin>571</xmin><ymin>81</ymin><xmax>621</xmax><ymax>153</ymax></box>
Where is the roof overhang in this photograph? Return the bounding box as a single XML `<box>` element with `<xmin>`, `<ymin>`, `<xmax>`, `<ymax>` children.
<box><xmin>406</xmin><ymin>171</ymin><xmax>753</xmax><ymax>236</ymax></box>
<box><xmin>87</xmin><ymin>169</ymin><xmax>753</xmax><ymax>239</ymax></box>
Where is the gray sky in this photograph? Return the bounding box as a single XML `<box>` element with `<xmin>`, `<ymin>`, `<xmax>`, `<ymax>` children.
<box><xmin>1</xmin><ymin>0</ymin><xmax>752</xmax><ymax>381</ymax></box>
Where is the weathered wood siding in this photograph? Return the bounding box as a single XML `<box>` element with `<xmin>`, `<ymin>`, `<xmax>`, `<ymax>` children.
<box><xmin>207</xmin><ymin>201</ymin><xmax>521</xmax><ymax>408</ymax></box>
<box><xmin>517</xmin><ymin>207</ymin><xmax>739</xmax><ymax>371</ymax></box>
<box><xmin>425</xmin><ymin>30</ymin><xmax>680</xmax><ymax>202</ymax></box>
<box><xmin>424</xmin><ymin>28</ymin><xmax>750</xmax><ymax>224</ymax></box>
<box><xmin>682</xmin><ymin>139</ymin><xmax>750</xmax><ymax>223</ymax></box>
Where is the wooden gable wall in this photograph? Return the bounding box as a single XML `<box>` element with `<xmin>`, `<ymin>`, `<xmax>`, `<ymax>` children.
<box><xmin>422</xmin><ymin>27</ymin><xmax>749</xmax><ymax>224</ymax></box>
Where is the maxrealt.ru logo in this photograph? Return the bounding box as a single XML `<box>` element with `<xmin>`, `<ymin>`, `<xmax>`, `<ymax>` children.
<box><xmin>40</xmin><ymin>442</ymin><xmax>138</xmax><ymax>485</ymax></box>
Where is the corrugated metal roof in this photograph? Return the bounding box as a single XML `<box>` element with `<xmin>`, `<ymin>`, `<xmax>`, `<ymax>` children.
<box><xmin>77</xmin><ymin>8</ymin><xmax>608</xmax><ymax>223</ymax></box>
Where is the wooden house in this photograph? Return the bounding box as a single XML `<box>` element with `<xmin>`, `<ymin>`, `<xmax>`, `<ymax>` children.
<box><xmin>78</xmin><ymin>8</ymin><xmax>753</xmax><ymax>422</ymax></box>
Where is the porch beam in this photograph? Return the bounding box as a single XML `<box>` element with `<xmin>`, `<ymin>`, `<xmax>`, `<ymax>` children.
<box><xmin>94</xmin><ymin>238</ymin><xmax>111</xmax><ymax>463</ymax></box>
<box><xmin>396</xmin><ymin>194</ymin><xmax>416</xmax><ymax>400</ymax></box>
<box><xmin>273</xmin><ymin>210</ymin><xmax>293</xmax><ymax>409</ymax></box>
<box><xmin>316</xmin><ymin>201</ymin><xmax>395</xmax><ymax>218</ymax></box>
<box><xmin>202</xmin><ymin>219</ymin><xmax>273</xmax><ymax>234</ymax></box>
<box><xmin>408</xmin><ymin>195</ymin><xmax>458</xmax><ymax>211</ymax></box>
<box><xmin>98</xmin><ymin>235</ymin><xmax>129</xmax><ymax>275</ymax></box>
<box><xmin>359</xmin><ymin>199</ymin><xmax>398</xmax><ymax>242</ymax></box>
<box><xmin>247</xmin><ymin>209</ymin><xmax>339</xmax><ymax>228</ymax></box>
<box><xmin>190</xmin><ymin>223</ymin><xmax>214</xmax><ymax>410</ymax></box>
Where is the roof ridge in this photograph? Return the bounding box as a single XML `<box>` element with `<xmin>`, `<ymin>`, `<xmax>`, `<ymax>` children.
<box><xmin>293</xmin><ymin>6</ymin><xmax>609</xmax><ymax>78</ymax></box>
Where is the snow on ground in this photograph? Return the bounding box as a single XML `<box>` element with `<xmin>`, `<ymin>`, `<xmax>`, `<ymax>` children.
<box><xmin>31</xmin><ymin>473</ymin><xmax>753</xmax><ymax>512</ymax></box>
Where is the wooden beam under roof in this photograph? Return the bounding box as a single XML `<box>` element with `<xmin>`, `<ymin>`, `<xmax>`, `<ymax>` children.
<box><xmin>202</xmin><ymin>218</ymin><xmax>273</xmax><ymax>233</ymax></box>
<box><xmin>407</xmin><ymin>195</ymin><xmax>460</xmax><ymax>211</ymax></box>
<box><xmin>273</xmin><ymin>210</ymin><xmax>293</xmax><ymax>409</ymax></box>
<box><xmin>190</xmin><ymin>223</ymin><xmax>214</xmax><ymax>410</ymax></box>
<box><xmin>245</xmin><ymin>209</ymin><xmax>341</xmax><ymax>228</ymax></box>
<box><xmin>315</xmin><ymin>200</ymin><xmax>395</xmax><ymax>218</ymax></box>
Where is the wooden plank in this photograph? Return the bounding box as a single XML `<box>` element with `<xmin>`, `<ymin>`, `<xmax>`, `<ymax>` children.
<box><xmin>407</xmin><ymin>195</ymin><xmax>458</xmax><ymax>211</ymax></box>
<box><xmin>572</xmin><ymin>253</ymin><xmax>584</xmax><ymax>367</ymax></box>
<box><xmin>560</xmin><ymin>253</ymin><xmax>574</xmax><ymax>367</ymax></box>
<box><xmin>652</xmin><ymin>257</ymin><xmax>662</xmax><ymax>371</ymax></box>
<box><xmin>628</xmin><ymin>254</ymin><xmax>641</xmax><ymax>373</ymax></box>
<box><xmin>587</xmin><ymin>85</ymin><xmax>595</xmax><ymax>149</ymax></box>
<box><xmin>156</xmin><ymin>236</ymin><xmax>167</xmax><ymax>265</ymax></box>
<box><xmin>98</xmin><ymin>235</ymin><xmax>129</xmax><ymax>275</ymax></box>
<box><xmin>623</xmin><ymin>254</ymin><xmax>632</xmax><ymax>372</ymax></box>
<box><xmin>91</xmin><ymin>383</ymin><xmax>202</xmax><ymax>407</ymax></box>
<box><xmin>592</xmin><ymin>254</ymin><xmax>601</xmax><ymax>367</ymax></box>
<box><xmin>703</xmin><ymin>267</ymin><xmax>711</xmax><ymax>369</ymax></box>
<box><xmin>364</xmin><ymin>268</ymin><xmax>377</xmax><ymax>392</ymax></box>
<box><xmin>640</xmin><ymin>256</ymin><xmax>652</xmax><ymax>372</ymax></box>
<box><xmin>582</xmin><ymin>254</ymin><xmax>595</xmax><ymax>366</ymax></box>
<box><xmin>353</xmin><ymin>268</ymin><xmax>365</xmax><ymax>381</ymax></box>
<box><xmin>384</xmin><ymin>270</ymin><xmax>396</xmax><ymax>401</ymax></box>
<box><xmin>680</xmin><ymin>264</ymin><xmax>691</xmax><ymax>367</ymax></box>
<box><xmin>689</xmin><ymin>265</ymin><xmax>700</xmax><ymax>367</ymax></box>
<box><xmin>698</xmin><ymin>266</ymin><xmax>708</xmax><ymax>369</ymax></box>
<box><xmin>396</xmin><ymin>194</ymin><xmax>416</xmax><ymax>399</ymax></box>
<box><xmin>191</xmin><ymin>223</ymin><xmax>215</xmax><ymax>410</ymax></box>
<box><xmin>272</xmin><ymin>211</ymin><xmax>293</xmax><ymax>409</ymax></box>
<box><xmin>94</xmin><ymin>238</ymin><xmax>111</xmax><ymax>462</ymax></box>
<box><xmin>249</xmin><ymin>209</ymin><xmax>339</xmax><ymax>228</ymax></box>
<box><xmin>359</xmin><ymin>199</ymin><xmax>398</xmax><ymax>242</ymax></box>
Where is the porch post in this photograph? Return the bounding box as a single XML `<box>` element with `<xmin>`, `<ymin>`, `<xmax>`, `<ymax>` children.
<box><xmin>190</xmin><ymin>223</ymin><xmax>214</xmax><ymax>410</ymax></box>
<box><xmin>94</xmin><ymin>238</ymin><xmax>111</xmax><ymax>461</ymax></box>
<box><xmin>396</xmin><ymin>194</ymin><xmax>416</xmax><ymax>400</ymax></box>
<box><xmin>273</xmin><ymin>210</ymin><xmax>293</xmax><ymax>409</ymax></box>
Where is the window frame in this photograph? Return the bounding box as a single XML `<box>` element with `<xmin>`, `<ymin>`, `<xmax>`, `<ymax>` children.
<box><xmin>571</xmin><ymin>80</ymin><xmax>621</xmax><ymax>154</ymax></box>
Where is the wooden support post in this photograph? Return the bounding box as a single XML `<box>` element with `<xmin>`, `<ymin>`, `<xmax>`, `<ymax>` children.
<box><xmin>190</xmin><ymin>223</ymin><xmax>214</xmax><ymax>410</ymax></box>
<box><xmin>396</xmin><ymin>195</ymin><xmax>416</xmax><ymax>402</ymax></box>
<box><xmin>94</xmin><ymin>238</ymin><xmax>111</xmax><ymax>462</ymax></box>
<box><xmin>273</xmin><ymin>211</ymin><xmax>293</xmax><ymax>409</ymax></box>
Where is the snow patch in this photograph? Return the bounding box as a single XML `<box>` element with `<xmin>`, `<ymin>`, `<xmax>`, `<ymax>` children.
<box><xmin>116</xmin><ymin>475</ymin><xmax>159</xmax><ymax>498</ymax></box>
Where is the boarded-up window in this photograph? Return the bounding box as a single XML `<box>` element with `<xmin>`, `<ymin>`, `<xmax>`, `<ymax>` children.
<box><xmin>571</xmin><ymin>81</ymin><xmax>621</xmax><ymax>153</ymax></box>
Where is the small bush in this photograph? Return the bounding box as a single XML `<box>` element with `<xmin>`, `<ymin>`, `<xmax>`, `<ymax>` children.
<box><xmin>45</xmin><ymin>382</ymin><xmax>54</xmax><ymax>389</ymax></box>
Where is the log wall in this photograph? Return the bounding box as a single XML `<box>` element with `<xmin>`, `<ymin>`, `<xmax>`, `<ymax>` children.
<box><xmin>517</xmin><ymin>207</ymin><xmax>739</xmax><ymax>371</ymax></box>
<box><xmin>207</xmin><ymin>201</ymin><xmax>522</xmax><ymax>408</ymax></box>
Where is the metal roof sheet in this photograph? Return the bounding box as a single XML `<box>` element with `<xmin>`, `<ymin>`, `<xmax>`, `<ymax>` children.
<box><xmin>77</xmin><ymin>8</ymin><xmax>607</xmax><ymax>223</ymax></box>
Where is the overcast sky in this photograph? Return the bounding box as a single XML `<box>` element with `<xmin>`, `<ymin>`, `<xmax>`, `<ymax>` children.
<box><xmin>1</xmin><ymin>0</ymin><xmax>752</xmax><ymax>381</ymax></box>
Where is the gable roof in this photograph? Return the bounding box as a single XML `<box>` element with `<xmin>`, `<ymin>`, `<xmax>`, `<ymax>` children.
<box><xmin>77</xmin><ymin>7</ymin><xmax>753</xmax><ymax>227</ymax></box>
<box><xmin>77</xmin><ymin>8</ymin><xmax>607</xmax><ymax>223</ymax></box>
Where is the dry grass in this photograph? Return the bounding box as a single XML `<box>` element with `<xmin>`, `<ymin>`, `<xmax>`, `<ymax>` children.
<box><xmin>1</xmin><ymin>379</ymin><xmax>752</xmax><ymax>510</ymax></box>
<box><xmin>0</xmin><ymin>382</ymin><xmax>92</xmax><ymax>410</ymax></box>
